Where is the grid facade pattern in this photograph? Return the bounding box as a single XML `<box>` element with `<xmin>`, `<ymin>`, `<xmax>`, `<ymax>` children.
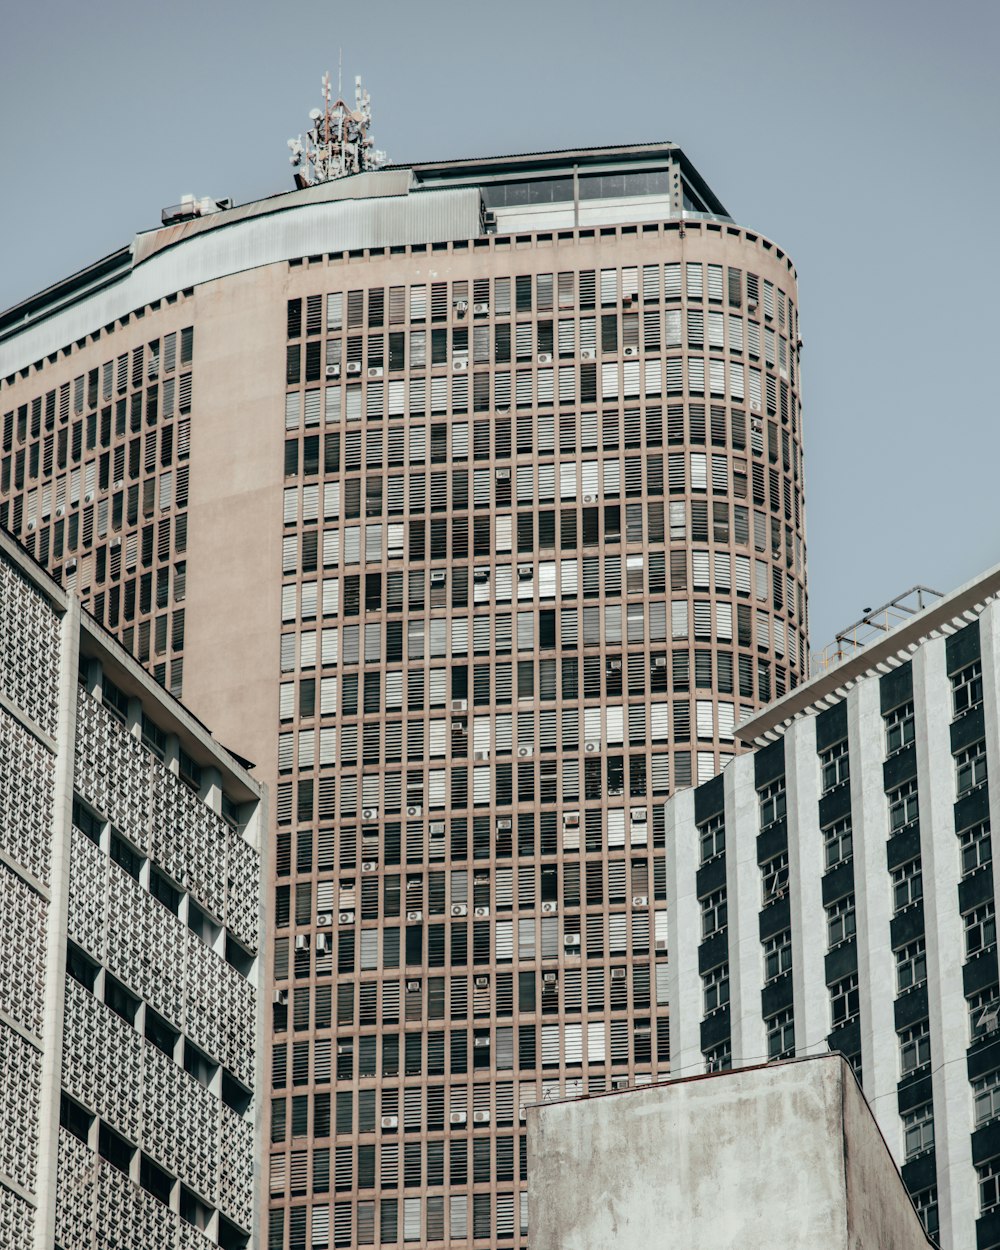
<box><xmin>269</xmin><ymin>219</ymin><xmax>806</xmax><ymax>1248</ymax></box>
<box><xmin>0</xmin><ymin>315</ymin><xmax>195</xmax><ymax>697</ymax></box>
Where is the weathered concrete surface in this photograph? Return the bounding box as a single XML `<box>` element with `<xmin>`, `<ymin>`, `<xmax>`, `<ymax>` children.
<box><xmin>527</xmin><ymin>1054</ymin><xmax>933</xmax><ymax>1250</ymax></box>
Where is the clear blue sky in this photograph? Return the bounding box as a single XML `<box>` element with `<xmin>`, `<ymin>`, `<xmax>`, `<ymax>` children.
<box><xmin>2</xmin><ymin>0</ymin><xmax>998</xmax><ymax>649</ymax></box>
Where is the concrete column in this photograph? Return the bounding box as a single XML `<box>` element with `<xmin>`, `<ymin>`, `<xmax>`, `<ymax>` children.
<box><xmin>665</xmin><ymin>787</ymin><xmax>702</xmax><ymax>1076</ymax></box>
<box><xmin>785</xmin><ymin>715</ymin><xmax>827</xmax><ymax>1055</ymax></box>
<box><xmin>726</xmin><ymin>753</ymin><xmax>765</xmax><ymax>1064</ymax></box>
<box><xmin>848</xmin><ymin>678</ymin><xmax>898</xmax><ymax>1129</ymax></box>
<box><xmin>33</xmin><ymin>597</ymin><xmax>80</xmax><ymax>1250</ymax></box>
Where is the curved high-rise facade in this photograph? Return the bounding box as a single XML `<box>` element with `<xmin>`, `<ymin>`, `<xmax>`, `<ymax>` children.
<box><xmin>0</xmin><ymin>143</ymin><xmax>807</xmax><ymax>1249</ymax></box>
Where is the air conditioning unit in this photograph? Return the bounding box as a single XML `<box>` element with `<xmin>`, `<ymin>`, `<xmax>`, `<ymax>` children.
<box><xmin>543</xmin><ymin>971</ymin><xmax>558</xmax><ymax>985</ymax></box>
<box><xmin>316</xmin><ymin>934</ymin><xmax>331</xmax><ymax>954</ymax></box>
<box><xmin>109</xmin><ymin>536</ymin><xmax>121</xmax><ymax>549</ymax></box>
<box><xmin>454</xmin><ymin>299</ymin><xmax>469</xmax><ymax>315</ymax></box>
<box><xmin>406</xmin><ymin>980</ymin><xmax>421</xmax><ymax>992</ymax></box>
<box><xmin>473</xmin><ymin>1109</ymin><xmax>491</xmax><ymax>1123</ymax></box>
<box><xmin>655</xmin><ymin>937</ymin><xmax>668</xmax><ymax>952</ymax></box>
<box><xmin>497</xmin><ymin>818</ymin><xmax>512</xmax><ymax>831</ymax></box>
<box><xmin>748</xmin><ymin>299</ymin><xmax>759</xmax><ymax>312</ymax></box>
<box><xmin>608</xmin><ymin>785</ymin><xmax>624</xmax><ymax>796</ymax></box>
<box><xmin>632</xmin><ymin>895</ymin><xmax>648</xmax><ymax>908</ymax></box>
<box><xmin>362</xmin><ymin>807</ymin><xmax>379</xmax><ymax>821</ymax></box>
<box><xmin>471</xmin><ymin>906</ymin><xmax>489</xmax><ymax>919</ymax></box>
<box><xmin>473</xmin><ymin>750</ymin><xmax>490</xmax><ymax>762</ymax></box>
<box><xmin>317</xmin><ymin>912</ymin><xmax>333</xmax><ymax>926</ymax></box>
<box><xmin>431</xmin><ymin>570</ymin><xmax>447</xmax><ymax>586</ymax></box>
<box><xmin>537</xmin><ymin>353</ymin><xmax>553</xmax><ymax>365</ymax></box>
<box><xmin>495</xmin><ymin>468</ymin><xmax>510</xmax><ymax>481</ymax></box>
<box><xmin>65</xmin><ymin>558</ymin><xmax>77</xmax><ymax>573</ymax></box>
<box><xmin>474</xmin><ymin>975</ymin><xmax>489</xmax><ymax>989</ymax></box>
<box><xmin>519</xmin><ymin>1107</ymin><xmax>527</xmax><ymax>1122</ymax></box>
<box><xmin>451</xmin><ymin>699</ymin><xmax>468</xmax><ymax>711</ymax></box>
<box><xmin>607</xmin><ymin>658</ymin><xmax>622</xmax><ymax>672</ymax></box>
<box><xmin>623</xmin><ymin>345</ymin><xmax>639</xmax><ymax>358</ymax></box>
<box><xmin>482</xmin><ymin>210</ymin><xmax>497</xmax><ymax>232</ymax></box>
<box><xmin>473</xmin><ymin>302</ymin><xmax>489</xmax><ymax>315</ymax></box>
<box><xmin>750</xmin><ymin>399</ymin><xmax>762</xmax><ymax>413</ymax></box>
<box><xmin>473</xmin><ymin>568</ymin><xmax>490</xmax><ymax>584</ymax></box>
<box><xmin>407</xmin><ymin>805</ymin><xmax>422</xmax><ymax>818</ymax></box>
<box><xmin>26</xmin><ymin>519</ymin><xmax>36</xmax><ymax>532</ymax></box>
<box><xmin>450</xmin><ymin>1111</ymin><xmax>467</xmax><ymax>1125</ymax></box>
<box><xmin>381</xmin><ymin>1115</ymin><xmax>399</xmax><ymax>1129</ymax></box>
<box><xmin>584</xmin><ymin>741</ymin><xmax>600</xmax><ymax>754</ymax></box>
<box><xmin>361</xmin><ymin>861</ymin><xmax>378</xmax><ymax>873</ymax></box>
<box><xmin>582</xmin><ymin>492</ymin><xmax>597</xmax><ymax>503</ymax></box>
<box><xmin>326</xmin><ymin>364</ymin><xmax>341</xmax><ymax>378</ymax></box>
<box><xmin>338</xmin><ymin>911</ymin><xmax>355</xmax><ymax>924</ymax></box>
<box><xmin>541</xmin><ymin>901</ymin><xmax>558</xmax><ymax>915</ymax></box>
<box><xmin>406</xmin><ymin>911</ymin><xmax>423</xmax><ymax>924</ymax></box>
<box><xmin>55</xmin><ymin>505</ymin><xmax>65</xmax><ymax>518</ymax></box>
<box><xmin>346</xmin><ymin>361</ymin><xmax>362</xmax><ymax>374</ymax></box>
<box><xmin>274</xmin><ymin>990</ymin><xmax>288</xmax><ymax>1005</ymax></box>
<box><xmin>367</xmin><ymin>366</ymin><xmax>384</xmax><ymax>378</ymax></box>
<box><xmin>84</xmin><ymin>491</ymin><xmax>95</xmax><ymax>504</ymax></box>
<box><xmin>473</xmin><ymin>1037</ymin><xmax>491</xmax><ymax>1050</ymax></box>
<box><xmin>517</xmin><ymin>746</ymin><xmax>532</xmax><ymax>758</ymax></box>
<box><xmin>611</xmin><ymin>968</ymin><xmax>627</xmax><ymax>981</ymax></box>
<box><xmin>563</xmin><ymin>933</ymin><xmax>581</xmax><ymax>947</ymax></box>
<box><xmin>630</xmin><ymin>808</ymin><xmax>647</xmax><ymax>824</ymax></box>
<box><xmin>580</xmin><ymin>347</ymin><xmax>596</xmax><ymax>361</ymax></box>
<box><xmin>653</xmin><ymin>656</ymin><xmax>667</xmax><ymax>668</ymax></box>
<box><xmin>563</xmin><ymin>812</ymin><xmax>580</xmax><ymax>827</ymax></box>
<box><xmin>454</xmin><ymin>358</ymin><xmax>469</xmax><ymax>371</ymax></box>
<box><xmin>451</xmin><ymin>903</ymin><xmax>468</xmax><ymax>917</ymax></box>
<box><xmin>295</xmin><ymin>935</ymin><xmax>310</xmax><ymax>951</ymax></box>
<box><xmin>517</xmin><ymin>564</ymin><xmax>533</xmax><ymax>580</ymax></box>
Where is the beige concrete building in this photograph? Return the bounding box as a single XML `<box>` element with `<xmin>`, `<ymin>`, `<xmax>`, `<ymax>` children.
<box><xmin>0</xmin><ymin>529</ymin><xmax>265</xmax><ymax>1250</ymax></box>
<box><xmin>0</xmin><ymin>142</ymin><xmax>808</xmax><ymax>1249</ymax></box>
<box><xmin>527</xmin><ymin>1054</ymin><xmax>935</xmax><ymax>1250</ymax></box>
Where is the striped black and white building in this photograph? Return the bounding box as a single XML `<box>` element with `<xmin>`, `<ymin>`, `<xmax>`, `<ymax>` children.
<box><xmin>666</xmin><ymin>561</ymin><xmax>1000</xmax><ymax>1250</ymax></box>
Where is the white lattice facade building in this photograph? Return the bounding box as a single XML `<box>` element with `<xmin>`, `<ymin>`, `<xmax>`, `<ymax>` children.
<box><xmin>0</xmin><ymin>529</ymin><xmax>265</xmax><ymax>1250</ymax></box>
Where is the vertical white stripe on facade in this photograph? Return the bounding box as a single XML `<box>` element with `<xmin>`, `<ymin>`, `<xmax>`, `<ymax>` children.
<box><xmin>726</xmin><ymin>754</ymin><xmax>765</xmax><ymax>1063</ymax></box>
<box><xmin>848</xmin><ymin>678</ymin><xmax>898</xmax><ymax>1128</ymax></box>
<box><xmin>785</xmin><ymin>715</ymin><xmax>827</xmax><ymax>1055</ymax></box>
<box><xmin>913</xmin><ymin>635</ymin><xmax>973</xmax><ymax>1250</ymax></box>
<box><xmin>665</xmin><ymin>789</ymin><xmax>703</xmax><ymax>1077</ymax></box>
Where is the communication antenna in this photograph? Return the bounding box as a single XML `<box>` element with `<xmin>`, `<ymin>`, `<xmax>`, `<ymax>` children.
<box><xmin>286</xmin><ymin>68</ymin><xmax>388</xmax><ymax>187</ymax></box>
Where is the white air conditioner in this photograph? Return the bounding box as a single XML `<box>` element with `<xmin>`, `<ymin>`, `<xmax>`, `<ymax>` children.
<box><xmin>317</xmin><ymin>912</ymin><xmax>333</xmax><ymax>926</ymax></box>
<box><xmin>473</xmin><ymin>302</ymin><xmax>489</xmax><ymax>315</ymax></box>
<box><xmin>584</xmin><ymin>741</ymin><xmax>600</xmax><ymax>754</ymax></box>
<box><xmin>361</xmin><ymin>860</ymin><xmax>378</xmax><ymax>873</ymax></box>
<box><xmin>473</xmin><ymin>750</ymin><xmax>489</xmax><ymax>762</ymax></box>
<box><xmin>274</xmin><ymin>990</ymin><xmax>288</xmax><ymax>1005</ymax></box>
<box><xmin>495</xmin><ymin>468</ymin><xmax>510</xmax><ymax>481</ymax></box>
<box><xmin>406</xmin><ymin>910</ymin><xmax>423</xmax><ymax>922</ymax></box>
<box><xmin>84</xmin><ymin>491</ymin><xmax>95</xmax><ymax>504</ymax></box>
<box><xmin>655</xmin><ymin>937</ymin><xmax>668</xmax><ymax>951</ymax></box>
<box><xmin>497</xmin><ymin>818</ymin><xmax>512</xmax><ymax>831</ymax></box>
<box><xmin>582</xmin><ymin>492</ymin><xmax>597</xmax><ymax>503</ymax></box>
<box><xmin>748</xmin><ymin>299</ymin><xmax>759</xmax><ymax>312</ymax></box>
<box><xmin>451</xmin><ymin>903</ymin><xmax>468</xmax><ymax>917</ymax></box>
<box><xmin>519</xmin><ymin>1107</ymin><xmax>527</xmax><ymax>1122</ymax></box>
<box><xmin>653</xmin><ymin>656</ymin><xmax>667</xmax><ymax>668</ymax></box>
<box><xmin>453</xmin><ymin>358</ymin><xmax>469</xmax><ymax>371</ymax></box>
<box><xmin>381</xmin><ymin>1115</ymin><xmax>399</xmax><ymax>1129</ymax></box>
<box><xmin>451</xmin><ymin>699</ymin><xmax>468</xmax><ymax>711</ymax></box>
<box><xmin>563</xmin><ymin>933</ymin><xmax>581</xmax><ymax>947</ymax></box>
<box><xmin>474</xmin><ymin>975</ymin><xmax>489</xmax><ymax>989</ymax></box>
<box><xmin>473</xmin><ymin>1037</ymin><xmax>491</xmax><ymax>1049</ymax></box>
<box><xmin>450</xmin><ymin>1111</ymin><xmax>467</xmax><ymax>1125</ymax></box>
<box><xmin>623</xmin><ymin>345</ymin><xmax>639</xmax><ymax>358</ymax></box>
<box><xmin>326</xmin><ymin>364</ymin><xmax>341</xmax><ymax>378</ymax></box>
<box><xmin>338</xmin><ymin>911</ymin><xmax>355</xmax><ymax>924</ymax></box>
<box><xmin>109</xmin><ymin>536</ymin><xmax>121</xmax><ymax>549</ymax></box>
<box><xmin>316</xmin><ymin>934</ymin><xmax>331</xmax><ymax>954</ymax></box>
<box><xmin>367</xmin><ymin>366</ymin><xmax>384</xmax><ymax>378</ymax></box>
<box><xmin>750</xmin><ymin>399</ymin><xmax>762</xmax><ymax>413</ymax></box>
<box><xmin>580</xmin><ymin>348</ymin><xmax>596</xmax><ymax>361</ymax></box>
<box><xmin>543</xmin><ymin>971</ymin><xmax>558</xmax><ymax>984</ymax></box>
<box><xmin>473</xmin><ymin>568</ymin><xmax>490</xmax><ymax>583</ymax></box>
<box><xmin>517</xmin><ymin>746</ymin><xmax>532</xmax><ymax>758</ymax></box>
<box><xmin>362</xmin><ymin>807</ymin><xmax>379</xmax><ymax>821</ymax></box>
<box><xmin>55</xmin><ymin>506</ymin><xmax>65</xmax><ymax>518</ymax></box>
<box><xmin>431</xmin><ymin>571</ymin><xmax>447</xmax><ymax>585</ymax></box>
<box><xmin>407</xmin><ymin>805</ymin><xmax>422</xmax><ymax>818</ymax></box>
<box><xmin>294</xmin><ymin>935</ymin><xmax>310</xmax><ymax>951</ymax></box>
<box><xmin>346</xmin><ymin>361</ymin><xmax>362</xmax><ymax>374</ymax></box>
<box><xmin>632</xmin><ymin>895</ymin><xmax>648</xmax><ymax>908</ymax></box>
<box><xmin>65</xmin><ymin>558</ymin><xmax>77</xmax><ymax>573</ymax></box>
<box><xmin>541</xmin><ymin>901</ymin><xmax>558</xmax><ymax>915</ymax></box>
<box><xmin>474</xmin><ymin>906</ymin><xmax>490</xmax><ymax>918</ymax></box>
<box><xmin>630</xmin><ymin>808</ymin><xmax>647</xmax><ymax>823</ymax></box>
<box><xmin>517</xmin><ymin>564</ymin><xmax>533</xmax><ymax>580</ymax></box>
<box><xmin>454</xmin><ymin>299</ymin><xmax>469</xmax><ymax>314</ymax></box>
<box><xmin>611</xmin><ymin>968</ymin><xmax>627</xmax><ymax>981</ymax></box>
<box><xmin>607</xmin><ymin>659</ymin><xmax>622</xmax><ymax>672</ymax></box>
<box><xmin>473</xmin><ymin>1110</ymin><xmax>491</xmax><ymax>1123</ymax></box>
<box><xmin>537</xmin><ymin>353</ymin><xmax>553</xmax><ymax>365</ymax></box>
<box><xmin>563</xmin><ymin>812</ymin><xmax>580</xmax><ymax>827</ymax></box>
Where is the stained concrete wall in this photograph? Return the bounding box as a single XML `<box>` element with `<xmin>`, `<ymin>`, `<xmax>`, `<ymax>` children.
<box><xmin>527</xmin><ymin>1055</ymin><xmax>933</xmax><ymax>1250</ymax></box>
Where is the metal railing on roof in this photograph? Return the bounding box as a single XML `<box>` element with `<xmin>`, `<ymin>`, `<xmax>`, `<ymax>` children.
<box><xmin>811</xmin><ymin>585</ymin><xmax>943</xmax><ymax>676</ymax></box>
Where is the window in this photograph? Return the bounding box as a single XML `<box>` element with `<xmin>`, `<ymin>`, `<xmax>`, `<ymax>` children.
<box><xmin>700</xmin><ymin>889</ymin><xmax>727</xmax><ymax>939</ymax></box>
<box><xmin>760</xmin><ymin>851</ymin><xmax>789</xmax><ymax>903</ymax></box>
<box><xmin>766</xmin><ymin>1008</ymin><xmax>794</xmax><ymax>1060</ymax></box>
<box><xmin>698</xmin><ymin>813</ymin><xmax>725</xmax><ymax>864</ymax></box>
<box><xmin>979</xmin><ymin>1159</ymin><xmax>1000</xmax><ymax>1215</ymax></box>
<box><xmin>912</xmin><ymin>1187</ymin><xmax>938</xmax><ymax>1239</ymax></box>
<box><xmin>965</xmin><ymin>902</ymin><xmax>996</xmax><ymax>957</ymax></box>
<box><xmin>956</xmin><ymin>741</ymin><xmax>988</xmax><ymax>797</ymax></box>
<box><xmin>884</xmin><ymin>701</ymin><xmax>914</xmax><ymax>756</ymax></box>
<box><xmin>704</xmin><ymin>1043</ymin><xmax>731</xmax><ymax>1073</ymax></box>
<box><xmin>887</xmin><ymin>779</ymin><xmax>918</xmax><ymax>833</ymax></box>
<box><xmin>974</xmin><ymin>1071</ymin><xmax>1000</xmax><ymax>1126</ymax></box>
<box><xmin>702</xmin><ymin>964</ymin><xmax>729</xmax><ymax>1014</ymax></box>
<box><xmin>758</xmin><ymin>779</ymin><xmax>786</xmax><ymax>828</ymax></box>
<box><xmin>830</xmin><ymin>974</ymin><xmax>859</xmax><ymax>1028</ymax></box>
<box><xmin>895</xmin><ymin>939</ymin><xmax>926</xmax><ymax>993</ymax></box>
<box><xmin>822</xmin><ymin>817</ymin><xmax>852</xmax><ymax>869</ymax></box>
<box><xmin>952</xmin><ymin>660</ymin><xmax>983</xmax><ymax>716</ymax></box>
<box><xmin>972</xmin><ymin>993</ymin><xmax>1000</xmax><ymax>1043</ymax></box>
<box><xmin>960</xmin><ymin>821</ymin><xmax>992</xmax><ymax>877</ymax></box>
<box><xmin>820</xmin><ymin>740</ymin><xmax>849</xmax><ymax>793</ymax></box>
<box><xmin>763</xmin><ymin>930</ymin><xmax>792</xmax><ymax>983</ymax></box>
<box><xmin>902</xmin><ymin>1103</ymin><xmax>934</xmax><ymax>1159</ymax></box>
<box><xmin>826</xmin><ymin>895</ymin><xmax>856</xmax><ymax>947</ymax></box>
<box><xmin>899</xmin><ymin>1022</ymin><xmax>930</xmax><ymax>1075</ymax></box>
<box><xmin>891</xmin><ymin>859</ymin><xmax>922</xmax><ymax>913</ymax></box>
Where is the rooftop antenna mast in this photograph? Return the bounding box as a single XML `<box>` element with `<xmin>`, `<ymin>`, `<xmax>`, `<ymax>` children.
<box><xmin>286</xmin><ymin>68</ymin><xmax>388</xmax><ymax>188</ymax></box>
